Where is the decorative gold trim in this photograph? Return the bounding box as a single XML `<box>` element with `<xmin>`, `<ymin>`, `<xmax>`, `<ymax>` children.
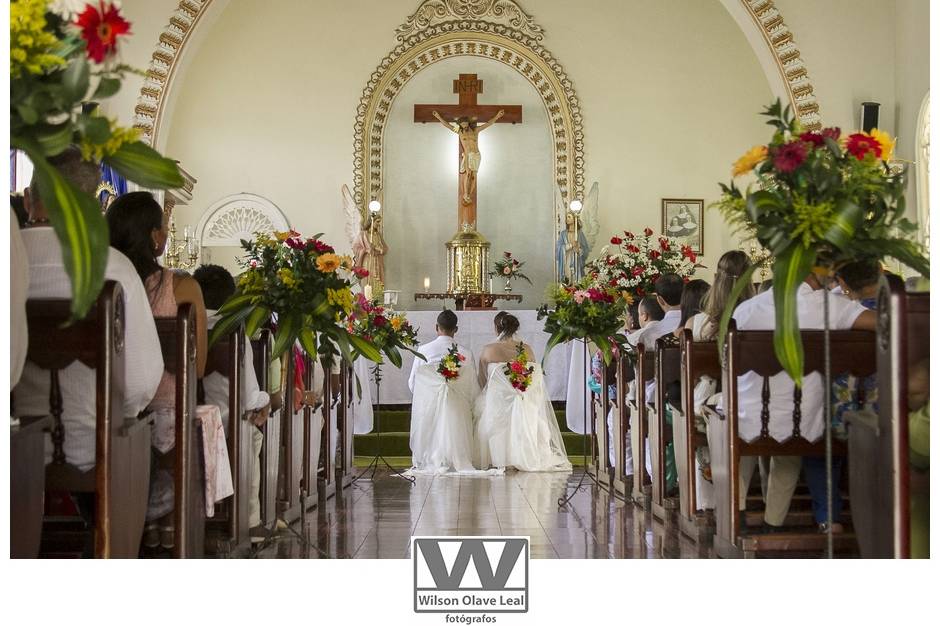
<box><xmin>355</xmin><ymin>4</ymin><xmax>584</xmax><ymax>208</ymax></box>
<box><xmin>741</xmin><ymin>0</ymin><xmax>821</xmax><ymax>130</ymax></box>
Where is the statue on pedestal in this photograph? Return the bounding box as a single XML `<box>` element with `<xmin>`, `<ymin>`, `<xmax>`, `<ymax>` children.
<box><xmin>342</xmin><ymin>184</ymin><xmax>387</xmax><ymax>286</ymax></box>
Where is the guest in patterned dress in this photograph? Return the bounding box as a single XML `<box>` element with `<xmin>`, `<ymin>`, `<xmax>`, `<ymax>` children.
<box><xmin>107</xmin><ymin>192</ymin><xmax>208</xmax><ymax>550</ymax></box>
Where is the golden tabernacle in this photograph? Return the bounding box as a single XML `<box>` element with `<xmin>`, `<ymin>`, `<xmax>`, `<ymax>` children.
<box><xmin>445</xmin><ymin>225</ymin><xmax>490</xmax><ymax>294</ymax></box>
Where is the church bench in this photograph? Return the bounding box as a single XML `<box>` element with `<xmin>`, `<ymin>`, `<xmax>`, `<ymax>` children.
<box><xmin>315</xmin><ymin>357</ymin><xmax>336</xmax><ymax>501</ymax></box>
<box><xmin>588</xmin><ymin>351</ymin><xmax>614</xmax><ymax>489</ymax></box>
<box><xmin>711</xmin><ymin>322</ymin><xmax>876</xmax><ymax>558</ymax></box>
<box><xmin>155</xmin><ymin>305</ymin><xmax>206</xmax><ymax>558</ymax></box>
<box><xmin>629</xmin><ymin>344</ymin><xmax>655</xmax><ymax>509</ymax></box>
<box><xmin>674</xmin><ymin>331</ymin><xmax>718</xmax><ymax>542</ymax></box>
<box><xmin>649</xmin><ymin>335</ymin><xmax>681</xmax><ymax>522</ymax></box>
<box><xmin>199</xmin><ymin>324</ymin><xmax>251</xmax><ymax>554</ymax></box>
<box><xmin>336</xmin><ymin>363</ymin><xmax>355</xmax><ymax>489</ymax></box>
<box><xmin>277</xmin><ymin>349</ymin><xmax>320</xmax><ymax>523</ymax></box>
<box><xmin>611</xmin><ymin>353</ymin><xmax>631</xmax><ymax>498</ymax></box>
<box><xmin>24</xmin><ymin>281</ymin><xmax>152</xmax><ymax>558</ymax></box>
<box><xmin>251</xmin><ymin>330</ymin><xmax>281</xmax><ymax>531</ymax></box>
<box><xmin>11</xmin><ymin>416</ymin><xmax>53</xmax><ymax>558</ymax></box>
<box><xmin>848</xmin><ymin>275</ymin><xmax>929</xmax><ymax>558</ymax></box>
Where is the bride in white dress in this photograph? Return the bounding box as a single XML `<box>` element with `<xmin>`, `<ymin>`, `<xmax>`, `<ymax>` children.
<box><xmin>474</xmin><ymin>313</ymin><xmax>572</xmax><ymax>472</ymax></box>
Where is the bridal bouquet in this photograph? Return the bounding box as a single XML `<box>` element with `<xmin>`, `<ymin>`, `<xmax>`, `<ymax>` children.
<box><xmin>712</xmin><ymin>99</ymin><xmax>929</xmax><ymax>383</ymax></box>
<box><xmin>586</xmin><ymin>228</ymin><xmax>699</xmax><ymax>302</ymax></box>
<box><xmin>437</xmin><ymin>344</ymin><xmax>465</xmax><ymax>380</ymax></box>
<box><xmin>11</xmin><ymin>0</ymin><xmax>184</xmax><ymax>318</ymax></box>
<box><xmin>490</xmin><ymin>251</ymin><xmax>531</xmax><ymax>283</ymax></box>
<box><xmin>504</xmin><ymin>343</ymin><xmax>534</xmax><ymax>392</ymax></box>
<box><xmin>537</xmin><ymin>278</ymin><xmax>628</xmax><ymax>365</ymax></box>
<box><xmin>346</xmin><ymin>294</ymin><xmax>423</xmax><ymax>368</ymax></box>
<box><xmin>209</xmin><ymin>230</ymin><xmax>380</xmax><ymax>366</ymax></box>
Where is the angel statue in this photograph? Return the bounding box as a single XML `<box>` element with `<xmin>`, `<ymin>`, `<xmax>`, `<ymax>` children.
<box><xmin>342</xmin><ymin>184</ymin><xmax>387</xmax><ymax>286</ymax></box>
<box><xmin>554</xmin><ymin>182</ymin><xmax>600</xmax><ymax>283</ymax></box>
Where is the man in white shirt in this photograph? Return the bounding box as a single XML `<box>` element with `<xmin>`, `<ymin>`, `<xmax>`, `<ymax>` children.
<box><xmin>194</xmin><ymin>264</ymin><xmax>271</xmax><ymax>532</ymax></box>
<box><xmin>408</xmin><ymin>310</ymin><xmax>476</xmax><ymax>392</ymax></box>
<box><xmin>12</xmin><ymin>148</ymin><xmax>164</xmax><ymax>471</ymax></box>
<box><xmin>728</xmin><ymin>270</ymin><xmax>875</xmax><ymax>529</ymax></box>
<box><xmin>627</xmin><ymin>274</ymin><xmax>684</xmax><ymax>350</ymax></box>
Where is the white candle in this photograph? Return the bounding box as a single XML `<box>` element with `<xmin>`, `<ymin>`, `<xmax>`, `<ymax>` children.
<box><xmin>364</xmin><ymin>284</ymin><xmax>373</xmax><ymax>301</ymax></box>
<box><xmin>423</xmin><ymin>276</ymin><xmax>430</xmax><ymax>293</ymax></box>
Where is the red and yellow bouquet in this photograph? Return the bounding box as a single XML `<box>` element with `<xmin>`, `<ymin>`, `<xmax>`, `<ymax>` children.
<box><xmin>504</xmin><ymin>343</ymin><xmax>535</xmax><ymax>392</ymax></box>
<box><xmin>347</xmin><ymin>293</ymin><xmax>422</xmax><ymax>368</ymax></box>
<box><xmin>437</xmin><ymin>344</ymin><xmax>465</xmax><ymax>381</ymax></box>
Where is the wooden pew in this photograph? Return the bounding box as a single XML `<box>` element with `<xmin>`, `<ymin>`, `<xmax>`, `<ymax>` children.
<box><xmin>10</xmin><ymin>416</ymin><xmax>52</xmax><ymax>557</ymax></box>
<box><xmin>336</xmin><ymin>363</ymin><xmax>355</xmax><ymax>489</ymax></box>
<box><xmin>155</xmin><ymin>305</ymin><xmax>206</xmax><ymax>558</ymax></box>
<box><xmin>25</xmin><ymin>281</ymin><xmax>152</xmax><ymax>557</ymax></box>
<box><xmin>712</xmin><ymin>322</ymin><xmax>876</xmax><ymax>558</ymax></box>
<box><xmin>611</xmin><ymin>353</ymin><xmax>631</xmax><ymax>498</ymax></box>
<box><xmin>251</xmin><ymin>329</ymin><xmax>281</xmax><ymax>531</ymax></box>
<box><xmin>629</xmin><ymin>343</ymin><xmax>655</xmax><ymax>509</ymax></box>
<box><xmin>591</xmin><ymin>353</ymin><xmax>614</xmax><ymax>489</ymax></box>
<box><xmin>675</xmin><ymin>331</ymin><xmax>719</xmax><ymax>541</ymax></box>
<box><xmin>649</xmin><ymin>335</ymin><xmax>681</xmax><ymax>522</ymax></box>
<box><xmin>279</xmin><ymin>349</ymin><xmax>313</xmax><ymax>522</ymax></box>
<box><xmin>317</xmin><ymin>357</ymin><xmax>336</xmax><ymax>501</ymax></box>
<box><xmin>848</xmin><ymin>275</ymin><xmax>929</xmax><ymax>558</ymax></box>
<box><xmin>201</xmin><ymin>324</ymin><xmax>251</xmax><ymax>554</ymax></box>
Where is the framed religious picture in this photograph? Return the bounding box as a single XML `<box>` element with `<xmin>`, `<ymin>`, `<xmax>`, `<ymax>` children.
<box><xmin>661</xmin><ymin>198</ymin><xmax>704</xmax><ymax>254</ymax></box>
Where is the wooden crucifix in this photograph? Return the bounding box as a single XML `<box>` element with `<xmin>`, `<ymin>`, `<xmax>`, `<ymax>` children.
<box><xmin>414</xmin><ymin>73</ymin><xmax>522</xmax><ymax>229</ymax></box>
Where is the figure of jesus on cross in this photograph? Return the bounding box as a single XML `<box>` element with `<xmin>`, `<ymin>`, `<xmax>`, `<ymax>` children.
<box><xmin>415</xmin><ymin>74</ymin><xmax>522</xmax><ymax>229</ymax></box>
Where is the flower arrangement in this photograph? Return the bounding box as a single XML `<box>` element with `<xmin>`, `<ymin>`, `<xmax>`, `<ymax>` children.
<box><xmin>11</xmin><ymin>0</ymin><xmax>184</xmax><ymax>318</ymax></box>
<box><xmin>490</xmin><ymin>251</ymin><xmax>532</xmax><ymax>284</ymax></box>
<box><xmin>504</xmin><ymin>343</ymin><xmax>535</xmax><ymax>392</ymax></box>
<box><xmin>713</xmin><ymin>99</ymin><xmax>929</xmax><ymax>383</ymax></box>
<box><xmin>437</xmin><ymin>344</ymin><xmax>466</xmax><ymax>381</ymax></box>
<box><xmin>346</xmin><ymin>293</ymin><xmax>422</xmax><ymax>368</ymax></box>
<box><xmin>537</xmin><ymin>277</ymin><xmax>628</xmax><ymax>365</ymax></box>
<box><xmin>586</xmin><ymin>228</ymin><xmax>700</xmax><ymax>303</ymax></box>
<box><xmin>209</xmin><ymin>230</ymin><xmax>380</xmax><ymax>366</ymax></box>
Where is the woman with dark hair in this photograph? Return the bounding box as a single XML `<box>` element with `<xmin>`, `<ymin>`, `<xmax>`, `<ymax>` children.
<box><xmin>106</xmin><ymin>191</ymin><xmax>208</xmax><ymax>550</ymax></box>
<box><xmin>474</xmin><ymin>313</ymin><xmax>570</xmax><ymax>472</ymax></box>
<box><xmin>673</xmin><ymin>278</ymin><xmax>711</xmax><ymax>338</ymax></box>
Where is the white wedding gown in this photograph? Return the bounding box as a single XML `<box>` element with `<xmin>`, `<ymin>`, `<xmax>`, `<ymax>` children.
<box><xmin>410</xmin><ymin>363</ymin><xmax>480</xmax><ymax>474</ymax></box>
<box><xmin>475</xmin><ymin>363</ymin><xmax>572</xmax><ymax>472</ymax></box>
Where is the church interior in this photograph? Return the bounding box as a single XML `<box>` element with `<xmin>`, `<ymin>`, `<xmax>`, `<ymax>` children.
<box><xmin>7</xmin><ymin>0</ymin><xmax>933</xmax><ymax>575</ymax></box>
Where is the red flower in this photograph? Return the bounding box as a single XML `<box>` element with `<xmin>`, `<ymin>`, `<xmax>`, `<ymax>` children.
<box><xmin>650</xmin><ymin>273</ymin><xmax>660</xmax><ymax>284</ymax></box>
<box><xmin>352</xmin><ymin>266</ymin><xmax>369</xmax><ymax>278</ymax></box>
<box><xmin>285</xmin><ymin>237</ymin><xmax>305</xmax><ymax>250</ymax></box>
<box><xmin>624</xmin><ymin>231</ymin><xmax>634</xmax><ymax>239</ymax></box>
<box><xmin>649</xmin><ymin>250</ymin><xmax>661</xmax><ymax>260</ymax></box>
<box><xmin>643</xmin><ymin>227</ymin><xmax>654</xmax><ymax>237</ymax></box>
<box><xmin>608</xmin><ymin>279</ymin><xmax>619</xmax><ymax>287</ymax></box>
<box><xmin>659</xmin><ymin>238</ymin><xmax>670</xmax><ymax>251</ymax></box>
<box><xmin>310</xmin><ymin>239</ymin><xmax>334</xmax><ymax>253</ymax></box>
<box><xmin>821</xmin><ymin>127</ymin><xmax>841</xmax><ymax>141</ymax></box>
<box><xmin>373</xmin><ymin>315</ymin><xmax>387</xmax><ymax>327</ymax></box>
<box><xmin>632</xmin><ymin>266</ymin><xmax>645</xmax><ymax>277</ymax></box>
<box><xmin>610</xmin><ymin>236</ymin><xmax>623</xmax><ymax>245</ymax></box>
<box><xmin>374</xmin><ymin>306</ymin><xmax>385</xmax><ymax>315</ymax></box>
<box><xmin>457</xmin><ymin>353</ymin><xmax>466</xmax><ymax>362</ymax></box>
<box><xmin>626</xmin><ymin>244</ymin><xmax>640</xmax><ymax>253</ymax></box>
<box><xmin>846</xmin><ymin>133</ymin><xmax>882</xmax><ymax>160</ymax></box>
<box><xmin>76</xmin><ymin>2</ymin><xmax>132</xmax><ymax>63</ymax></box>
<box><xmin>606</xmin><ymin>257</ymin><xmax>618</xmax><ymax>266</ymax></box>
<box><xmin>510</xmin><ymin>361</ymin><xmax>525</xmax><ymax>374</ymax></box>
<box><xmin>772</xmin><ymin>141</ymin><xmax>808</xmax><ymax>173</ymax></box>
<box><xmin>683</xmin><ymin>276</ymin><xmax>691</xmax><ymax>283</ymax></box>
<box><xmin>799</xmin><ymin>131</ymin><xmax>825</xmax><ymax>148</ymax></box>
<box><xmin>636</xmin><ymin>287</ymin><xmax>645</xmax><ymax>297</ymax></box>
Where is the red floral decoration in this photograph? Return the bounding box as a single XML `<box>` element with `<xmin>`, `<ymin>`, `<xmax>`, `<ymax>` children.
<box><xmin>772</xmin><ymin>141</ymin><xmax>808</xmax><ymax>173</ymax></box>
<box><xmin>845</xmin><ymin>133</ymin><xmax>882</xmax><ymax>160</ymax></box>
<box><xmin>76</xmin><ymin>2</ymin><xmax>132</xmax><ymax>63</ymax></box>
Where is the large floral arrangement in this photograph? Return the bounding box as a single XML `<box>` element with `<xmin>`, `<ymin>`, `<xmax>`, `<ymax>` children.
<box><xmin>537</xmin><ymin>277</ymin><xmax>628</xmax><ymax>365</ymax></box>
<box><xmin>586</xmin><ymin>227</ymin><xmax>700</xmax><ymax>303</ymax></box>
<box><xmin>11</xmin><ymin>0</ymin><xmax>184</xmax><ymax>318</ymax></box>
<box><xmin>490</xmin><ymin>251</ymin><xmax>531</xmax><ymax>284</ymax></box>
<box><xmin>209</xmin><ymin>231</ymin><xmax>379</xmax><ymax>366</ymax></box>
<box><xmin>504</xmin><ymin>343</ymin><xmax>535</xmax><ymax>392</ymax></box>
<box><xmin>713</xmin><ymin>99</ymin><xmax>929</xmax><ymax>383</ymax></box>
<box><xmin>346</xmin><ymin>294</ymin><xmax>422</xmax><ymax>367</ymax></box>
<box><xmin>437</xmin><ymin>344</ymin><xmax>465</xmax><ymax>381</ymax></box>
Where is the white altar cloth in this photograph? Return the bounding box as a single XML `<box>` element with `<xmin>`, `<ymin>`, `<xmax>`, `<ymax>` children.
<box><xmin>353</xmin><ymin>310</ymin><xmax>583</xmax><ymax>432</ymax></box>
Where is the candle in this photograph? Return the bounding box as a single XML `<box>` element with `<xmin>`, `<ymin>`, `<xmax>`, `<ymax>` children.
<box><xmin>364</xmin><ymin>284</ymin><xmax>373</xmax><ymax>301</ymax></box>
<box><xmin>423</xmin><ymin>277</ymin><xmax>430</xmax><ymax>293</ymax></box>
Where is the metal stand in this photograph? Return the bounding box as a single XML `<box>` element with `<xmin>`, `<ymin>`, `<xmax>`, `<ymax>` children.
<box><xmin>246</xmin><ymin>488</ymin><xmax>330</xmax><ymax>559</ymax></box>
<box><xmin>823</xmin><ymin>285</ymin><xmax>834</xmax><ymax>558</ymax></box>
<box><xmin>351</xmin><ymin>362</ymin><xmax>416</xmax><ymax>484</ymax></box>
<box><xmin>558</xmin><ymin>340</ymin><xmax>603</xmax><ymax>507</ymax></box>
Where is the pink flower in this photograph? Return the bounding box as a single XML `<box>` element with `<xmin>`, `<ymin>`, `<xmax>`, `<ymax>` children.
<box><xmin>644</xmin><ymin>227</ymin><xmax>654</xmax><ymax>237</ymax></box>
<box><xmin>510</xmin><ymin>361</ymin><xmax>525</xmax><ymax>374</ymax></box>
<box><xmin>572</xmin><ymin>290</ymin><xmax>589</xmax><ymax>304</ymax></box>
<box><xmin>457</xmin><ymin>353</ymin><xmax>466</xmax><ymax>362</ymax></box>
<box><xmin>503</xmin><ymin>266</ymin><xmax>512</xmax><ymax>275</ymax></box>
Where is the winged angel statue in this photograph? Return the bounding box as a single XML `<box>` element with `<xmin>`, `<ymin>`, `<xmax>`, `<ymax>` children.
<box><xmin>342</xmin><ymin>184</ymin><xmax>387</xmax><ymax>286</ymax></box>
<box><xmin>554</xmin><ymin>182</ymin><xmax>600</xmax><ymax>283</ymax></box>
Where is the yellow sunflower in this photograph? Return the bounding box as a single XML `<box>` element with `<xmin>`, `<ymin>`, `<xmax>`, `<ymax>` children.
<box><xmin>868</xmin><ymin>128</ymin><xmax>895</xmax><ymax>162</ymax></box>
<box><xmin>316</xmin><ymin>252</ymin><xmax>341</xmax><ymax>273</ymax></box>
<box><xmin>732</xmin><ymin>145</ymin><xmax>768</xmax><ymax>177</ymax></box>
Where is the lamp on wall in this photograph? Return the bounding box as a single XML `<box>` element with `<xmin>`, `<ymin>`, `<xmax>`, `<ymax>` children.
<box><xmin>164</xmin><ymin>216</ymin><xmax>199</xmax><ymax>269</ymax></box>
<box><xmin>569</xmin><ymin>199</ymin><xmax>583</xmax><ymax>213</ymax></box>
<box><xmin>368</xmin><ymin>200</ymin><xmax>381</xmax><ymax>213</ymax></box>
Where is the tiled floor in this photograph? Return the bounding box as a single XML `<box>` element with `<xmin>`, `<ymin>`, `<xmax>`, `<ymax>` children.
<box><xmin>253</xmin><ymin>470</ymin><xmax>714</xmax><ymax>559</ymax></box>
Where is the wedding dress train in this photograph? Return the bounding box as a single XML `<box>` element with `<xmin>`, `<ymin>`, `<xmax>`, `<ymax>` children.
<box><xmin>410</xmin><ymin>363</ymin><xmax>480</xmax><ymax>474</ymax></box>
<box><xmin>475</xmin><ymin>363</ymin><xmax>572</xmax><ymax>472</ymax></box>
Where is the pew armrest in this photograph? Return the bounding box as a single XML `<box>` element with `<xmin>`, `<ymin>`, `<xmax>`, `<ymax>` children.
<box><xmin>845</xmin><ymin>409</ymin><xmax>879</xmax><ymax>436</ymax></box>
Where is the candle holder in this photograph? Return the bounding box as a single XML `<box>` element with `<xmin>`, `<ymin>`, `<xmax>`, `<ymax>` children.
<box><xmin>164</xmin><ymin>217</ymin><xmax>199</xmax><ymax>270</ymax></box>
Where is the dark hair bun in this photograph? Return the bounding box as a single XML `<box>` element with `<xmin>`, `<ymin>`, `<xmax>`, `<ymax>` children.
<box><xmin>499</xmin><ymin>313</ymin><xmax>520</xmax><ymax>337</ymax></box>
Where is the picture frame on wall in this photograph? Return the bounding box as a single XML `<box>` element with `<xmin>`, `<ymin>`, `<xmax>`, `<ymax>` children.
<box><xmin>661</xmin><ymin>198</ymin><xmax>704</xmax><ymax>254</ymax></box>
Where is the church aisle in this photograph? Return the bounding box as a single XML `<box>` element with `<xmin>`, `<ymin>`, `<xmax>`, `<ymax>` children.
<box><xmin>255</xmin><ymin>471</ymin><xmax>714</xmax><ymax>559</ymax></box>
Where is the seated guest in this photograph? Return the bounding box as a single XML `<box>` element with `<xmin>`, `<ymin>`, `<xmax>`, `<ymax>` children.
<box><xmin>10</xmin><ymin>209</ymin><xmax>28</xmax><ymax>388</ymax></box>
<box><xmin>13</xmin><ymin>148</ymin><xmax>164</xmax><ymax>474</ymax></box>
<box><xmin>107</xmin><ymin>191</ymin><xmax>208</xmax><ymax>549</ymax></box>
<box><xmin>673</xmin><ymin>278</ymin><xmax>710</xmax><ymax>339</ymax></box>
<box><xmin>804</xmin><ymin>259</ymin><xmax>883</xmax><ymax>533</ymax></box>
<box><xmin>727</xmin><ymin>267</ymin><xmax>875</xmax><ymax>531</ymax></box>
<box><xmin>194</xmin><ymin>264</ymin><xmax>271</xmax><ymax>534</ymax></box>
<box><xmin>627</xmin><ymin>274</ymin><xmax>682</xmax><ymax>348</ymax></box>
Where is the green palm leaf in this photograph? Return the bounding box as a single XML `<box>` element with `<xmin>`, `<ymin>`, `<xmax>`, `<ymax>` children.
<box><xmin>771</xmin><ymin>243</ymin><xmax>817</xmax><ymax>386</ymax></box>
<box><xmin>715</xmin><ymin>263</ymin><xmax>761</xmax><ymax>368</ymax></box>
<box><xmin>103</xmin><ymin>141</ymin><xmax>184</xmax><ymax>189</ymax></box>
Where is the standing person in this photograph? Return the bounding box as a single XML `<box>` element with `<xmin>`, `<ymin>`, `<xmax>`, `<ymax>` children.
<box><xmin>107</xmin><ymin>191</ymin><xmax>208</xmax><ymax>550</ymax></box>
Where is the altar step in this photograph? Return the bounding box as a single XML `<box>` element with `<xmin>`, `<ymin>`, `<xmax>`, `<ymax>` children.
<box><xmin>353</xmin><ymin>406</ymin><xmax>590</xmax><ymax>465</ymax></box>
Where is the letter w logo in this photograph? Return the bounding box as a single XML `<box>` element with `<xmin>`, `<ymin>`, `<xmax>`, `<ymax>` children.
<box><xmin>416</xmin><ymin>539</ymin><xmax>526</xmax><ymax>591</ymax></box>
